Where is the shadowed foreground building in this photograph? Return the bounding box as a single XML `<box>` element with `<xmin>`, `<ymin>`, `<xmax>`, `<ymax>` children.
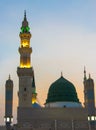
<box><xmin>1</xmin><ymin>12</ymin><xmax>96</xmax><ymax>130</ymax></box>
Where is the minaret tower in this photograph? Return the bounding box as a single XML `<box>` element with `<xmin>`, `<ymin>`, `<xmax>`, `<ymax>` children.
<box><xmin>83</xmin><ymin>67</ymin><xmax>87</xmax><ymax>108</ymax></box>
<box><xmin>17</xmin><ymin>11</ymin><xmax>34</xmax><ymax>107</ymax></box>
<box><xmin>4</xmin><ymin>75</ymin><xmax>13</xmax><ymax>130</ymax></box>
<box><xmin>32</xmin><ymin>70</ymin><xmax>37</xmax><ymax>104</ymax></box>
<box><xmin>83</xmin><ymin>69</ymin><xmax>95</xmax><ymax>129</ymax></box>
<box><xmin>83</xmin><ymin>68</ymin><xmax>95</xmax><ymax>114</ymax></box>
<box><xmin>86</xmin><ymin>74</ymin><xmax>95</xmax><ymax>116</ymax></box>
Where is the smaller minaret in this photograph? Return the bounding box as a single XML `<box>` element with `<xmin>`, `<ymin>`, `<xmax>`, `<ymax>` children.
<box><xmin>83</xmin><ymin>69</ymin><xmax>95</xmax><ymax>113</ymax></box>
<box><xmin>32</xmin><ymin>70</ymin><xmax>37</xmax><ymax>104</ymax></box>
<box><xmin>4</xmin><ymin>75</ymin><xmax>13</xmax><ymax>130</ymax></box>
<box><xmin>86</xmin><ymin>74</ymin><xmax>95</xmax><ymax>115</ymax></box>
<box><xmin>83</xmin><ymin>70</ymin><xmax>95</xmax><ymax>130</ymax></box>
<box><xmin>84</xmin><ymin>66</ymin><xmax>87</xmax><ymax>81</ymax></box>
<box><xmin>83</xmin><ymin>67</ymin><xmax>87</xmax><ymax>108</ymax></box>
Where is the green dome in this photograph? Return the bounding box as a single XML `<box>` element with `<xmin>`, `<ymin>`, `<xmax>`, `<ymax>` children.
<box><xmin>46</xmin><ymin>76</ymin><xmax>79</xmax><ymax>103</ymax></box>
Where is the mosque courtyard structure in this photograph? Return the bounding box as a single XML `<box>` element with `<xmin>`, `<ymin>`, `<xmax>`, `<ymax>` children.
<box><xmin>1</xmin><ymin>12</ymin><xmax>96</xmax><ymax>130</ymax></box>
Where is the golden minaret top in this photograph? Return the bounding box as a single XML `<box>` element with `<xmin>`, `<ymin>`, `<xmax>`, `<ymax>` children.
<box><xmin>19</xmin><ymin>11</ymin><xmax>32</xmax><ymax>68</ymax></box>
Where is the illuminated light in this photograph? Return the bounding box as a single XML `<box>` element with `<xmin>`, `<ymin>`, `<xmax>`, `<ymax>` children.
<box><xmin>21</xmin><ymin>41</ymin><xmax>29</xmax><ymax>47</ymax></box>
<box><xmin>95</xmin><ymin>116</ymin><xmax>96</xmax><ymax>120</ymax></box>
<box><xmin>20</xmin><ymin>63</ymin><xmax>31</xmax><ymax>68</ymax></box>
<box><xmin>88</xmin><ymin>116</ymin><xmax>90</xmax><ymax>121</ymax></box>
<box><xmin>32</xmin><ymin>99</ymin><xmax>36</xmax><ymax>104</ymax></box>
<box><xmin>21</xmin><ymin>26</ymin><xmax>30</xmax><ymax>33</ymax></box>
<box><xmin>11</xmin><ymin>118</ymin><xmax>13</xmax><ymax>122</ymax></box>
<box><xmin>91</xmin><ymin>116</ymin><xmax>95</xmax><ymax>121</ymax></box>
<box><xmin>7</xmin><ymin>117</ymin><xmax>10</xmax><ymax>122</ymax></box>
<box><xmin>26</xmin><ymin>26</ymin><xmax>30</xmax><ymax>32</ymax></box>
<box><xmin>21</xmin><ymin>27</ymin><xmax>24</xmax><ymax>33</ymax></box>
<box><xmin>32</xmin><ymin>97</ymin><xmax>36</xmax><ymax>104</ymax></box>
<box><xmin>32</xmin><ymin>93</ymin><xmax>37</xmax><ymax>104</ymax></box>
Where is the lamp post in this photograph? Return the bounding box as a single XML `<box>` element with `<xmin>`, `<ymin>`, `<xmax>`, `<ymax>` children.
<box><xmin>4</xmin><ymin>116</ymin><xmax>13</xmax><ymax>130</ymax></box>
<box><xmin>88</xmin><ymin>115</ymin><xmax>96</xmax><ymax>130</ymax></box>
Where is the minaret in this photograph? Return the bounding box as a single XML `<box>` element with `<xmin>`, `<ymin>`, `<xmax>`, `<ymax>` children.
<box><xmin>86</xmin><ymin>74</ymin><xmax>95</xmax><ymax>115</ymax></box>
<box><xmin>17</xmin><ymin>11</ymin><xmax>34</xmax><ymax>107</ymax></box>
<box><xmin>83</xmin><ymin>69</ymin><xmax>95</xmax><ymax>129</ymax></box>
<box><xmin>83</xmin><ymin>67</ymin><xmax>87</xmax><ymax>108</ymax></box>
<box><xmin>83</xmin><ymin>70</ymin><xmax>95</xmax><ymax>114</ymax></box>
<box><xmin>32</xmin><ymin>70</ymin><xmax>37</xmax><ymax>104</ymax></box>
<box><xmin>4</xmin><ymin>75</ymin><xmax>13</xmax><ymax>130</ymax></box>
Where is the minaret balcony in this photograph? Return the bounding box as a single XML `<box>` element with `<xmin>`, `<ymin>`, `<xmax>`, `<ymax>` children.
<box><xmin>19</xmin><ymin>32</ymin><xmax>32</xmax><ymax>39</ymax></box>
<box><xmin>19</xmin><ymin>47</ymin><xmax>32</xmax><ymax>54</ymax></box>
<box><xmin>17</xmin><ymin>67</ymin><xmax>33</xmax><ymax>76</ymax></box>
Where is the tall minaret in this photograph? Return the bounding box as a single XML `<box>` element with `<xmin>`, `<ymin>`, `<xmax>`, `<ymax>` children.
<box><xmin>4</xmin><ymin>75</ymin><xmax>13</xmax><ymax>130</ymax></box>
<box><xmin>83</xmin><ymin>69</ymin><xmax>95</xmax><ymax>129</ymax></box>
<box><xmin>17</xmin><ymin>11</ymin><xmax>34</xmax><ymax>107</ymax></box>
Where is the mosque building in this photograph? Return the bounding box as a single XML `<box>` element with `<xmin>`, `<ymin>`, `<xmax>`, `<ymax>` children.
<box><xmin>0</xmin><ymin>12</ymin><xmax>96</xmax><ymax>130</ymax></box>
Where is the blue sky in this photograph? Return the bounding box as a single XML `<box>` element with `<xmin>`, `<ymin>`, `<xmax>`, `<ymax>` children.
<box><xmin>0</xmin><ymin>0</ymin><xmax>96</xmax><ymax>125</ymax></box>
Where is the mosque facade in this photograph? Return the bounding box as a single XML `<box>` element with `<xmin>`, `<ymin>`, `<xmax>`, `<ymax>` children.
<box><xmin>1</xmin><ymin>13</ymin><xmax>96</xmax><ymax>130</ymax></box>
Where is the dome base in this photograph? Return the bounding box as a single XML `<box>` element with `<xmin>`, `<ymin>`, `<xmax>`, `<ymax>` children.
<box><xmin>45</xmin><ymin>101</ymin><xmax>82</xmax><ymax>108</ymax></box>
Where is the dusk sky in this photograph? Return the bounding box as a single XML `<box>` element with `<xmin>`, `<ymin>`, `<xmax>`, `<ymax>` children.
<box><xmin>0</xmin><ymin>0</ymin><xmax>96</xmax><ymax>125</ymax></box>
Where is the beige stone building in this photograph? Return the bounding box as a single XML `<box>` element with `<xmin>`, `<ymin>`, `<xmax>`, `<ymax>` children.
<box><xmin>15</xmin><ymin>107</ymin><xmax>90</xmax><ymax>130</ymax></box>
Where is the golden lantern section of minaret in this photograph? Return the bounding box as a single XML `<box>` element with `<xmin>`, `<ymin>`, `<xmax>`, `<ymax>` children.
<box><xmin>20</xmin><ymin>33</ymin><xmax>31</xmax><ymax>48</ymax></box>
<box><xmin>19</xmin><ymin>11</ymin><xmax>32</xmax><ymax>68</ymax></box>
